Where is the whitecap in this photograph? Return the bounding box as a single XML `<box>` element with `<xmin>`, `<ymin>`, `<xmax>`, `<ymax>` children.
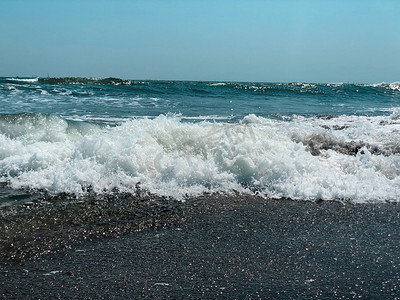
<box><xmin>207</xmin><ymin>82</ymin><xmax>226</xmax><ymax>86</ymax></box>
<box><xmin>0</xmin><ymin>114</ymin><xmax>399</xmax><ymax>203</ymax></box>
<box><xmin>7</xmin><ymin>78</ymin><xmax>38</xmax><ymax>83</ymax></box>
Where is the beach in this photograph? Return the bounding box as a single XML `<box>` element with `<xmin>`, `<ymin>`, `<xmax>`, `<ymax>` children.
<box><xmin>1</xmin><ymin>194</ymin><xmax>399</xmax><ymax>299</ymax></box>
<box><xmin>1</xmin><ymin>78</ymin><xmax>399</xmax><ymax>298</ymax></box>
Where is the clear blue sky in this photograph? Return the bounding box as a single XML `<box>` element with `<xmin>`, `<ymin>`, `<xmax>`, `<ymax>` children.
<box><xmin>1</xmin><ymin>0</ymin><xmax>399</xmax><ymax>83</ymax></box>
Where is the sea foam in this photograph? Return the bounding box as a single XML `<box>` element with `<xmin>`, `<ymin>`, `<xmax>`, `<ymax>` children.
<box><xmin>6</xmin><ymin>78</ymin><xmax>39</xmax><ymax>83</ymax></box>
<box><xmin>0</xmin><ymin>114</ymin><xmax>399</xmax><ymax>202</ymax></box>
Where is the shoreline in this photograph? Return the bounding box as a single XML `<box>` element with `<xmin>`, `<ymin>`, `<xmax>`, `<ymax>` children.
<box><xmin>1</xmin><ymin>194</ymin><xmax>400</xmax><ymax>298</ymax></box>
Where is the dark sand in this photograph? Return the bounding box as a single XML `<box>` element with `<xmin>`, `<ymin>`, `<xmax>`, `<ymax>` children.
<box><xmin>1</xmin><ymin>193</ymin><xmax>400</xmax><ymax>299</ymax></box>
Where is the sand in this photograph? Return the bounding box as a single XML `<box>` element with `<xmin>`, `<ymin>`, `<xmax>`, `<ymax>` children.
<box><xmin>1</xmin><ymin>194</ymin><xmax>400</xmax><ymax>299</ymax></box>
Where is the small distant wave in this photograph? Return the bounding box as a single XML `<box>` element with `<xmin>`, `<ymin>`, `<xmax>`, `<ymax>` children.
<box><xmin>390</xmin><ymin>108</ymin><xmax>400</xmax><ymax>120</ymax></box>
<box><xmin>38</xmin><ymin>77</ymin><xmax>134</xmax><ymax>85</ymax></box>
<box><xmin>388</xmin><ymin>83</ymin><xmax>400</xmax><ymax>91</ymax></box>
<box><xmin>230</xmin><ymin>82</ymin><xmax>325</xmax><ymax>95</ymax></box>
<box><xmin>0</xmin><ymin>113</ymin><xmax>399</xmax><ymax>203</ymax></box>
<box><xmin>6</xmin><ymin>78</ymin><xmax>39</xmax><ymax>83</ymax></box>
<box><xmin>369</xmin><ymin>82</ymin><xmax>400</xmax><ymax>92</ymax></box>
<box><xmin>207</xmin><ymin>82</ymin><xmax>227</xmax><ymax>86</ymax></box>
<box><xmin>202</xmin><ymin>81</ymin><xmax>400</xmax><ymax>96</ymax></box>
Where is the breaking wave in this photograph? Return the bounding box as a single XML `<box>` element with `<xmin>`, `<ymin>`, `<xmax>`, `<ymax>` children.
<box><xmin>0</xmin><ymin>113</ymin><xmax>399</xmax><ymax>203</ymax></box>
<box><xmin>4</xmin><ymin>77</ymin><xmax>400</xmax><ymax>96</ymax></box>
<box><xmin>37</xmin><ymin>77</ymin><xmax>134</xmax><ymax>85</ymax></box>
<box><xmin>6</xmin><ymin>78</ymin><xmax>39</xmax><ymax>83</ymax></box>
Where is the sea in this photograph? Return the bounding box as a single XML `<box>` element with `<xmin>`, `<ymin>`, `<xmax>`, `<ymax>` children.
<box><xmin>1</xmin><ymin>77</ymin><xmax>400</xmax><ymax>204</ymax></box>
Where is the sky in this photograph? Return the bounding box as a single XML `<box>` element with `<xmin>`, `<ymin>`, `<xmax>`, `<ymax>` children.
<box><xmin>1</xmin><ymin>0</ymin><xmax>399</xmax><ymax>83</ymax></box>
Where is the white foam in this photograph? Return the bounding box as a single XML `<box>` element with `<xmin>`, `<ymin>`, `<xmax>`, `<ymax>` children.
<box><xmin>369</xmin><ymin>82</ymin><xmax>400</xmax><ymax>92</ymax></box>
<box><xmin>0</xmin><ymin>114</ymin><xmax>399</xmax><ymax>202</ymax></box>
<box><xmin>389</xmin><ymin>82</ymin><xmax>400</xmax><ymax>91</ymax></box>
<box><xmin>208</xmin><ymin>83</ymin><xmax>227</xmax><ymax>86</ymax></box>
<box><xmin>181</xmin><ymin>115</ymin><xmax>233</xmax><ymax>121</ymax></box>
<box><xmin>7</xmin><ymin>78</ymin><xmax>38</xmax><ymax>83</ymax></box>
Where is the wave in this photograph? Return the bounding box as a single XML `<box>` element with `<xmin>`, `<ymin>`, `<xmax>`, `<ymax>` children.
<box><xmin>37</xmin><ymin>77</ymin><xmax>134</xmax><ymax>85</ymax></box>
<box><xmin>3</xmin><ymin>78</ymin><xmax>400</xmax><ymax>99</ymax></box>
<box><xmin>370</xmin><ymin>82</ymin><xmax>400</xmax><ymax>92</ymax></box>
<box><xmin>6</xmin><ymin>78</ymin><xmax>39</xmax><ymax>83</ymax></box>
<box><xmin>0</xmin><ymin>113</ymin><xmax>399</xmax><ymax>203</ymax></box>
<box><xmin>207</xmin><ymin>82</ymin><xmax>227</xmax><ymax>86</ymax></box>
<box><xmin>205</xmin><ymin>81</ymin><xmax>400</xmax><ymax>96</ymax></box>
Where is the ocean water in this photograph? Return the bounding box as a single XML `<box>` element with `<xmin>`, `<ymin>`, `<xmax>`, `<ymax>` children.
<box><xmin>1</xmin><ymin>77</ymin><xmax>400</xmax><ymax>204</ymax></box>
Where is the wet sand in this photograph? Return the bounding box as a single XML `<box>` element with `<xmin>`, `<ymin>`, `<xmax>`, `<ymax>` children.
<box><xmin>1</xmin><ymin>194</ymin><xmax>400</xmax><ymax>299</ymax></box>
